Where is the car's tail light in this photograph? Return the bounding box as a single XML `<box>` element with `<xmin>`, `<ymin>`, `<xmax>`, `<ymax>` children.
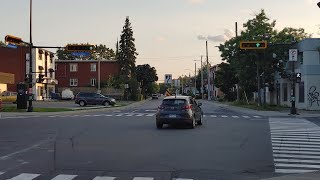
<box><xmin>182</xmin><ymin>105</ymin><xmax>192</xmax><ymax>110</ymax></box>
<box><xmin>158</xmin><ymin>105</ymin><xmax>165</xmax><ymax>110</ymax></box>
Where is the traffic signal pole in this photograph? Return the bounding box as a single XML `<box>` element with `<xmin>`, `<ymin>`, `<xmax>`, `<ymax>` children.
<box><xmin>27</xmin><ymin>0</ymin><xmax>33</xmax><ymax>112</ymax></box>
<box><xmin>290</xmin><ymin>60</ymin><xmax>297</xmax><ymax>115</ymax></box>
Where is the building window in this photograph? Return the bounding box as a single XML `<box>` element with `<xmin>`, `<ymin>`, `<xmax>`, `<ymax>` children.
<box><xmin>91</xmin><ymin>63</ymin><xmax>97</xmax><ymax>72</ymax></box>
<box><xmin>70</xmin><ymin>63</ymin><xmax>78</xmax><ymax>72</ymax></box>
<box><xmin>55</xmin><ymin>64</ymin><xmax>57</xmax><ymax>71</ymax></box>
<box><xmin>91</xmin><ymin>78</ymin><xmax>97</xmax><ymax>86</ymax></box>
<box><xmin>299</xmin><ymin>82</ymin><xmax>305</xmax><ymax>103</ymax></box>
<box><xmin>70</xmin><ymin>79</ymin><xmax>78</xmax><ymax>86</ymax></box>
<box><xmin>50</xmin><ymin>57</ymin><xmax>53</xmax><ymax>64</ymax></box>
<box><xmin>283</xmin><ymin>83</ymin><xmax>288</xmax><ymax>102</ymax></box>
<box><xmin>38</xmin><ymin>53</ymin><xmax>42</xmax><ymax>60</ymax></box>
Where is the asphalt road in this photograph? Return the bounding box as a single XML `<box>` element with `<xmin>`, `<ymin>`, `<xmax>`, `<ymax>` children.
<box><xmin>0</xmin><ymin>97</ymin><xmax>289</xmax><ymax>180</ymax></box>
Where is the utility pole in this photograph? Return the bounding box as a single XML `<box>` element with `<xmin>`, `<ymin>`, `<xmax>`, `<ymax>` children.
<box><xmin>206</xmin><ymin>40</ymin><xmax>211</xmax><ymax>100</ymax></box>
<box><xmin>194</xmin><ymin>62</ymin><xmax>197</xmax><ymax>95</ymax></box>
<box><xmin>27</xmin><ymin>0</ymin><xmax>33</xmax><ymax>112</ymax></box>
<box><xmin>235</xmin><ymin>22</ymin><xmax>240</xmax><ymax>101</ymax></box>
<box><xmin>201</xmin><ymin>56</ymin><xmax>204</xmax><ymax>99</ymax></box>
<box><xmin>290</xmin><ymin>53</ymin><xmax>297</xmax><ymax>115</ymax></box>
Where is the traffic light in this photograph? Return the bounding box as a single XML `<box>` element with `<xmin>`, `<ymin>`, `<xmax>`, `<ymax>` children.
<box><xmin>37</xmin><ymin>74</ymin><xmax>45</xmax><ymax>83</ymax></box>
<box><xmin>296</xmin><ymin>73</ymin><xmax>301</xmax><ymax>83</ymax></box>
<box><xmin>240</xmin><ymin>41</ymin><xmax>267</xmax><ymax>50</ymax></box>
<box><xmin>65</xmin><ymin>44</ymin><xmax>95</xmax><ymax>52</ymax></box>
<box><xmin>5</xmin><ymin>35</ymin><xmax>23</xmax><ymax>45</ymax></box>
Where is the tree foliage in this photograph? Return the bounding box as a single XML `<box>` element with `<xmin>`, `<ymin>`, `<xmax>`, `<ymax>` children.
<box><xmin>218</xmin><ymin>9</ymin><xmax>311</xmax><ymax>101</ymax></box>
<box><xmin>0</xmin><ymin>41</ymin><xmax>6</xmax><ymax>47</ymax></box>
<box><xmin>215</xmin><ymin>63</ymin><xmax>238</xmax><ymax>101</ymax></box>
<box><xmin>118</xmin><ymin>16</ymin><xmax>138</xmax><ymax>79</ymax></box>
<box><xmin>136</xmin><ymin>64</ymin><xmax>159</xmax><ymax>98</ymax></box>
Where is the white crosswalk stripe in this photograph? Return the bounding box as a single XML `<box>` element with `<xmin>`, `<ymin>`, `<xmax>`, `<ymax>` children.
<box><xmin>92</xmin><ymin>176</ymin><xmax>116</xmax><ymax>180</ymax></box>
<box><xmin>210</xmin><ymin>115</ymin><xmax>217</xmax><ymax>117</ymax></box>
<box><xmin>269</xmin><ymin>117</ymin><xmax>320</xmax><ymax>174</ymax></box>
<box><xmin>51</xmin><ymin>174</ymin><xmax>78</xmax><ymax>180</ymax></box>
<box><xmin>1</xmin><ymin>172</ymin><xmax>194</xmax><ymax>180</ymax></box>
<box><xmin>8</xmin><ymin>173</ymin><xmax>40</xmax><ymax>180</ymax></box>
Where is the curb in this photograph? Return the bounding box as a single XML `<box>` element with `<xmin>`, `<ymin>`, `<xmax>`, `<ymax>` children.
<box><xmin>0</xmin><ymin>98</ymin><xmax>152</xmax><ymax>117</ymax></box>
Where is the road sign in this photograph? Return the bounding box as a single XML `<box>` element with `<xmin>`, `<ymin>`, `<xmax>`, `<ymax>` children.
<box><xmin>289</xmin><ymin>49</ymin><xmax>298</xmax><ymax>61</ymax></box>
<box><xmin>164</xmin><ymin>74</ymin><xmax>172</xmax><ymax>84</ymax></box>
<box><xmin>296</xmin><ymin>73</ymin><xmax>301</xmax><ymax>83</ymax></box>
<box><xmin>240</xmin><ymin>41</ymin><xmax>267</xmax><ymax>50</ymax></box>
<box><xmin>71</xmin><ymin>52</ymin><xmax>91</xmax><ymax>57</ymax></box>
<box><xmin>165</xmin><ymin>89</ymin><xmax>171</xmax><ymax>96</ymax></box>
<box><xmin>6</xmin><ymin>43</ymin><xmax>17</xmax><ymax>49</ymax></box>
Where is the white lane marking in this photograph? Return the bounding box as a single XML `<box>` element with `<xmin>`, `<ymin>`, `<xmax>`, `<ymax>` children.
<box><xmin>8</xmin><ymin>173</ymin><xmax>40</xmax><ymax>180</ymax></box>
<box><xmin>272</xmin><ymin>137</ymin><xmax>320</xmax><ymax>142</ymax></box>
<box><xmin>175</xmin><ymin>179</ymin><xmax>194</xmax><ymax>180</ymax></box>
<box><xmin>133</xmin><ymin>178</ymin><xmax>154</xmax><ymax>180</ymax></box>
<box><xmin>83</xmin><ymin>115</ymin><xmax>91</xmax><ymax>117</ymax></box>
<box><xmin>126</xmin><ymin>114</ymin><xmax>134</xmax><ymax>116</ymax></box>
<box><xmin>221</xmin><ymin>115</ymin><xmax>228</xmax><ymax>118</ymax></box>
<box><xmin>145</xmin><ymin>110</ymin><xmax>157</xmax><ymax>112</ymax></box>
<box><xmin>275</xmin><ymin>169</ymin><xmax>317</xmax><ymax>174</ymax></box>
<box><xmin>273</xmin><ymin>150</ymin><xmax>320</xmax><ymax>155</ymax></box>
<box><xmin>115</xmin><ymin>114</ymin><xmax>123</xmax><ymax>117</ymax></box>
<box><xmin>0</xmin><ymin>171</ymin><xmax>4</xmax><ymax>175</ymax></box>
<box><xmin>71</xmin><ymin>115</ymin><xmax>80</xmax><ymax>117</ymax></box>
<box><xmin>271</xmin><ymin>135</ymin><xmax>320</xmax><ymax>138</ymax></box>
<box><xmin>273</xmin><ymin>146</ymin><xmax>320</xmax><ymax>152</ymax></box>
<box><xmin>0</xmin><ymin>139</ymin><xmax>52</xmax><ymax>160</ymax></box>
<box><xmin>93</xmin><ymin>115</ymin><xmax>103</xmax><ymax>117</ymax></box>
<box><xmin>104</xmin><ymin>115</ymin><xmax>112</xmax><ymax>117</ymax></box>
<box><xmin>146</xmin><ymin>114</ymin><xmax>155</xmax><ymax>117</ymax></box>
<box><xmin>203</xmin><ymin>115</ymin><xmax>207</xmax><ymax>118</ymax></box>
<box><xmin>242</xmin><ymin>116</ymin><xmax>250</xmax><ymax>118</ymax></box>
<box><xmin>253</xmin><ymin>116</ymin><xmax>261</xmax><ymax>118</ymax></box>
<box><xmin>232</xmin><ymin>116</ymin><xmax>239</xmax><ymax>118</ymax></box>
<box><xmin>275</xmin><ymin>158</ymin><xmax>320</xmax><ymax>164</ymax></box>
<box><xmin>272</xmin><ymin>143</ymin><xmax>320</xmax><ymax>149</ymax></box>
<box><xmin>136</xmin><ymin>114</ymin><xmax>144</xmax><ymax>117</ymax></box>
<box><xmin>274</xmin><ymin>154</ymin><xmax>320</xmax><ymax>159</ymax></box>
<box><xmin>271</xmin><ymin>129</ymin><xmax>320</xmax><ymax>133</ymax></box>
<box><xmin>48</xmin><ymin>116</ymin><xmax>58</xmax><ymax>118</ymax></box>
<box><xmin>210</xmin><ymin>115</ymin><xmax>217</xmax><ymax>118</ymax></box>
<box><xmin>276</xmin><ymin>163</ymin><xmax>320</xmax><ymax>169</ymax></box>
<box><xmin>93</xmin><ymin>177</ymin><xmax>116</xmax><ymax>180</ymax></box>
<box><xmin>272</xmin><ymin>140</ymin><xmax>320</xmax><ymax>145</ymax></box>
<box><xmin>51</xmin><ymin>174</ymin><xmax>78</xmax><ymax>180</ymax></box>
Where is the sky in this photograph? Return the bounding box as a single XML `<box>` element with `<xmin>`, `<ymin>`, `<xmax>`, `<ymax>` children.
<box><xmin>1</xmin><ymin>0</ymin><xmax>320</xmax><ymax>82</ymax></box>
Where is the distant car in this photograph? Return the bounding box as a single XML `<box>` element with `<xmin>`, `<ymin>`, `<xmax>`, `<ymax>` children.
<box><xmin>156</xmin><ymin>95</ymin><xmax>203</xmax><ymax>129</ymax></box>
<box><xmin>61</xmin><ymin>89</ymin><xmax>75</xmax><ymax>100</ymax></box>
<box><xmin>1</xmin><ymin>91</ymin><xmax>17</xmax><ymax>104</ymax></box>
<box><xmin>152</xmin><ymin>94</ymin><xmax>159</xmax><ymax>99</ymax></box>
<box><xmin>75</xmin><ymin>92</ymin><xmax>116</xmax><ymax>106</ymax></box>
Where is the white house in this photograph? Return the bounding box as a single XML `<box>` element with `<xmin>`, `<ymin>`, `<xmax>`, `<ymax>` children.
<box><xmin>30</xmin><ymin>48</ymin><xmax>58</xmax><ymax>100</ymax></box>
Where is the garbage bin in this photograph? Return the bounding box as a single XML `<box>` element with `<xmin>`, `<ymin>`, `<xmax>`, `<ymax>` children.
<box><xmin>17</xmin><ymin>83</ymin><xmax>28</xmax><ymax>109</ymax></box>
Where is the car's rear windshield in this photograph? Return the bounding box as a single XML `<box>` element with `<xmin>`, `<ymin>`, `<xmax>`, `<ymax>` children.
<box><xmin>162</xmin><ymin>99</ymin><xmax>187</xmax><ymax>106</ymax></box>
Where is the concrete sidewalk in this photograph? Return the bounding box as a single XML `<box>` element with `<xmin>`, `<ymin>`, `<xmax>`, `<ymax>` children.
<box><xmin>203</xmin><ymin>100</ymin><xmax>320</xmax><ymax>118</ymax></box>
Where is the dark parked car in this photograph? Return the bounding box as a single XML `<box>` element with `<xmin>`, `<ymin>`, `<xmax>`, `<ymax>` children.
<box><xmin>156</xmin><ymin>95</ymin><xmax>203</xmax><ymax>129</ymax></box>
<box><xmin>75</xmin><ymin>92</ymin><xmax>116</xmax><ymax>106</ymax></box>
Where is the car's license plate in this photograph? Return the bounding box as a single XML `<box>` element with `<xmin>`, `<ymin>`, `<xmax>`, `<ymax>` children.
<box><xmin>169</xmin><ymin>114</ymin><xmax>176</xmax><ymax>118</ymax></box>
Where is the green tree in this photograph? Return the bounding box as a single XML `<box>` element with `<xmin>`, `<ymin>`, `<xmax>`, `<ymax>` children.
<box><xmin>0</xmin><ymin>41</ymin><xmax>6</xmax><ymax>47</ymax></box>
<box><xmin>215</xmin><ymin>63</ymin><xmax>238</xmax><ymax>101</ymax></box>
<box><xmin>218</xmin><ymin>9</ymin><xmax>310</xmax><ymax>101</ymax></box>
<box><xmin>118</xmin><ymin>16</ymin><xmax>138</xmax><ymax>79</ymax></box>
<box><xmin>136</xmin><ymin>64</ymin><xmax>159</xmax><ymax>98</ymax></box>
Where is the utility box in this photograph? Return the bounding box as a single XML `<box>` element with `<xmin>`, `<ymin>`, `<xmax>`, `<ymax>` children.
<box><xmin>17</xmin><ymin>83</ymin><xmax>27</xmax><ymax>109</ymax></box>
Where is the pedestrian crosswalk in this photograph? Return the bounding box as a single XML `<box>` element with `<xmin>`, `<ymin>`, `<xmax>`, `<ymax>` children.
<box><xmin>0</xmin><ymin>172</ymin><xmax>195</xmax><ymax>180</ymax></box>
<box><xmin>269</xmin><ymin>117</ymin><xmax>320</xmax><ymax>174</ymax></box>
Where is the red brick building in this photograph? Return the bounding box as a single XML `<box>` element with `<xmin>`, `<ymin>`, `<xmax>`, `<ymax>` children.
<box><xmin>0</xmin><ymin>46</ymin><xmax>29</xmax><ymax>92</ymax></box>
<box><xmin>55</xmin><ymin>60</ymin><xmax>120</xmax><ymax>89</ymax></box>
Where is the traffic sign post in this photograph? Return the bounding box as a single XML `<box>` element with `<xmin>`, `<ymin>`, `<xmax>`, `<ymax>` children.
<box><xmin>240</xmin><ymin>41</ymin><xmax>267</xmax><ymax>50</ymax></box>
<box><xmin>164</xmin><ymin>74</ymin><xmax>172</xmax><ymax>85</ymax></box>
<box><xmin>289</xmin><ymin>49</ymin><xmax>298</xmax><ymax>115</ymax></box>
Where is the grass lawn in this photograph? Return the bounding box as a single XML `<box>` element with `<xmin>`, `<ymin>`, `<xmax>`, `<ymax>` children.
<box><xmin>1</xmin><ymin>105</ymin><xmax>72</xmax><ymax>112</ymax></box>
<box><xmin>232</xmin><ymin>101</ymin><xmax>289</xmax><ymax>111</ymax></box>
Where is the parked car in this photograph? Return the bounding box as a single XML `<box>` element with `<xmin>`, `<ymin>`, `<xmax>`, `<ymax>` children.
<box><xmin>1</xmin><ymin>91</ymin><xmax>17</xmax><ymax>104</ymax></box>
<box><xmin>156</xmin><ymin>95</ymin><xmax>203</xmax><ymax>129</ymax></box>
<box><xmin>152</xmin><ymin>94</ymin><xmax>159</xmax><ymax>99</ymax></box>
<box><xmin>75</xmin><ymin>92</ymin><xmax>116</xmax><ymax>106</ymax></box>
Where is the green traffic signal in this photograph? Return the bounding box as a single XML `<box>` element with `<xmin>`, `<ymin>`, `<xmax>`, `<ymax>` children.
<box><xmin>240</xmin><ymin>41</ymin><xmax>267</xmax><ymax>50</ymax></box>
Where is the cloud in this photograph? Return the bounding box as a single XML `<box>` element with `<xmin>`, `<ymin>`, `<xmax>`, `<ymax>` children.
<box><xmin>187</xmin><ymin>0</ymin><xmax>205</xmax><ymax>5</ymax></box>
<box><xmin>197</xmin><ymin>29</ymin><xmax>235</xmax><ymax>42</ymax></box>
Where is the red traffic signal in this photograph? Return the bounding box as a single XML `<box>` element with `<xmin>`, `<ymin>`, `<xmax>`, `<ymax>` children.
<box><xmin>66</xmin><ymin>44</ymin><xmax>95</xmax><ymax>52</ymax></box>
<box><xmin>5</xmin><ymin>35</ymin><xmax>23</xmax><ymax>45</ymax></box>
<box><xmin>240</xmin><ymin>41</ymin><xmax>267</xmax><ymax>50</ymax></box>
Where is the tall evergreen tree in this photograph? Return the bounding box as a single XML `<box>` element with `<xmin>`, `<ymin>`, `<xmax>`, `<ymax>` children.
<box><xmin>118</xmin><ymin>16</ymin><xmax>138</xmax><ymax>79</ymax></box>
